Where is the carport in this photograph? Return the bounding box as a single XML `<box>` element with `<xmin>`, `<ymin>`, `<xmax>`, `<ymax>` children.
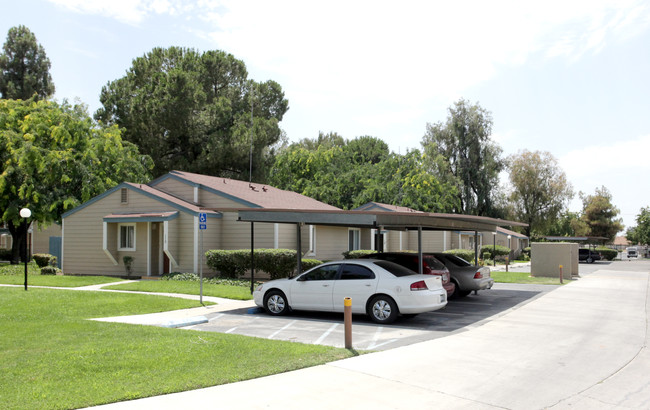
<box><xmin>233</xmin><ymin>208</ymin><xmax>527</xmax><ymax>291</ymax></box>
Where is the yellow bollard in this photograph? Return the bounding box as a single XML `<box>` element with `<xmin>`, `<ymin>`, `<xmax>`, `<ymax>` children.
<box><xmin>559</xmin><ymin>265</ymin><xmax>564</xmax><ymax>284</ymax></box>
<box><xmin>344</xmin><ymin>297</ymin><xmax>352</xmax><ymax>349</ymax></box>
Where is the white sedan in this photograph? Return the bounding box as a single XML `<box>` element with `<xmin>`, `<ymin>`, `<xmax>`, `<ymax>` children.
<box><xmin>253</xmin><ymin>259</ymin><xmax>448</xmax><ymax>324</ymax></box>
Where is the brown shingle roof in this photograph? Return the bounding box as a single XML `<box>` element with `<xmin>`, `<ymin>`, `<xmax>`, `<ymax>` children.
<box><xmin>164</xmin><ymin>170</ymin><xmax>340</xmax><ymax>211</ymax></box>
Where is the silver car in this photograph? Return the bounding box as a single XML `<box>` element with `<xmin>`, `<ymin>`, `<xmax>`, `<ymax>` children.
<box><xmin>432</xmin><ymin>253</ymin><xmax>494</xmax><ymax>298</ymax></box>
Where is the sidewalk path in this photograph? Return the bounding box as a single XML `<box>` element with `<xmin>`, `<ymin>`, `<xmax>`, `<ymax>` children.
<box><xmin>89</xmin><ymin>267</ymin><xmax>650</xmax><ymax>409</ymax></box>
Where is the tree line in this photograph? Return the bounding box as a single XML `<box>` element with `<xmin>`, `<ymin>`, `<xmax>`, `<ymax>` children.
<box><xmin>0</xmin><ymin>25</ymin><xmax>631</xmax><ymax>262</ymax></box>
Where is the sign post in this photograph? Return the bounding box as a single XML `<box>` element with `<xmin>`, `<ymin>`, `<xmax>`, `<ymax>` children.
<box><xmin>199</xmin><ymin>212</ymin><xmax>207</xmax><ymax>304</ymax></box>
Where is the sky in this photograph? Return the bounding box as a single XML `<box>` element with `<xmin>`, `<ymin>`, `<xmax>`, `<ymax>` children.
<box><xmin>3</xmin><ymin>0</ymin><xmax>650</xmax><ymax>233</ymax></box>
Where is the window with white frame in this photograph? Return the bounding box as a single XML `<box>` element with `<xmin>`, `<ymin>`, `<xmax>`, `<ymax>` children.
<box><xmin>348</xmin><ymin>228</ymin><xmax>360</xmax><ymax>251</ymax></box>
<box><xmin>118</xmin><ymin>224</ymin><xmax>136</xmax><ymax>251</ymax></box>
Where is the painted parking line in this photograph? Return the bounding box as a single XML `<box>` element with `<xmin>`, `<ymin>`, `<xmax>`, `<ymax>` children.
<box><xmin>207</xmin><ymin>313</ymin><xmax>224</xmax><ymax>322</ymax></box>
<box><xmin>269</xmin><ymin>320</ymin><xmax>297</xmax><ymax>339</ymax></box>
<box><xmin>314</xmin><ymin>323</ymin><xmax>339</xmax><ymax>344</ymax></box>
<box><xmin>225</xmin><ymin>316</ymin><xmax>260</xmax><ymax>333</ymax></box>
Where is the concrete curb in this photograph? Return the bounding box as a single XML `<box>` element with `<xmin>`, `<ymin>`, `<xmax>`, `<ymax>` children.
<box><xmin>161</xmin><ymin>316</ymin><xmax>209</xmax><ymax>328</ymax></box>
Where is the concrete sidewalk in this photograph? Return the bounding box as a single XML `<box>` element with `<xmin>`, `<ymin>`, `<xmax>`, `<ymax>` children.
<box><xmin>90</xmin><ymin>268</ymin><xmax>650</xmax><ymax>409</ymax></box>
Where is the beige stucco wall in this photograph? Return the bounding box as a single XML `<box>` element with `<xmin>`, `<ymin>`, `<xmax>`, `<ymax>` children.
<box><xmin>531</xmin><ymin>242</ymin><xmax>575</xmax><ymax>280</ymax></box>
<box><xmin>32</xmin><ymin>223</ymin><xmax>62</xmax><ymax>254</ymax></box>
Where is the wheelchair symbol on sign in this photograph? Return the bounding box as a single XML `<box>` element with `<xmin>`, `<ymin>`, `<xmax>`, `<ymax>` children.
<box><xmin>199</xmin><ymin>213</ymin><xmax>207</xmax><ymax>223</ymax></box>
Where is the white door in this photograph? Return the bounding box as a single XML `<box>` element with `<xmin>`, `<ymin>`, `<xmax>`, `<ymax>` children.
<box><xmin>290</xmin><ymin>264</ymin><xmax>340</xmax><ymax>311</ymax></box>
<box><xmin>332</xmin><ymin>263</ymin><xmax>378</xmax><ymax>314</ymax></box>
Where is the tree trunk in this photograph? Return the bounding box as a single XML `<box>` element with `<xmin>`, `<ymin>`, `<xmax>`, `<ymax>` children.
<box><xmin>7</xmin><ymin>220</ymin><xmax>28</xmax><ymax>265</ymax></box>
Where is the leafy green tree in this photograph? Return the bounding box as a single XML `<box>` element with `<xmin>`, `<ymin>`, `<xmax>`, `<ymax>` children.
<box><xmin>269</xmin><ymin>136</ymin><xmax>458</xmax><ymax>212</ymax></box>
<box><xmin>507</xmin><ymin>150</ymin><xmax>573</xmax><ymax>237</ymax></box>
<box><xmin>626</xmin><ymin>207</ymin><xmax>650</xmax><ymax>245</ymax></box>
<box><xmin>579</xmin><ymin>186</ymin><xmax>624</xmax><ymax>242</ymax></box>
<box><xmin>422</xmin><ymin>98</ymin><xmax>504</xmax><ymax>216</ymax></box>
<box><xmin>0</xmin><ymin>25</ymin><xmax>54</xmax><ymax>100</ymax></box>
<box><xmin>0</xmin><ymin>98</ymin><xmax>153</xmax><ymax>263</ymax></box>
<box><xmin>546</xmin><ymin>211</ymin><xmax>590</xmax><ymax>237</ymax></box>
<box><xmin>95</xmin><ymin>47</ymin><xmax>288</xmax><ymax>180</ymax></box>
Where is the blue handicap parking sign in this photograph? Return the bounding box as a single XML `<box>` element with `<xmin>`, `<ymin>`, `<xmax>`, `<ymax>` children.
<box><xmin>199</xmin><ymin>212</ymin><xmax>207</xmax><ymax>223</ymax></box>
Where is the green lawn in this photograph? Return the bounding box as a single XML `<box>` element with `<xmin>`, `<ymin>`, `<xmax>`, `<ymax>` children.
<box><xmin>0</xmin><ymin>287</ymin><xmax>355</xmax><ymax>410</ymax></box>
<box><xmin>492</xmin><ymin>271</ymin><xmax>569</xmax><ymax>285</ymax></box>
<box><xmin>105</xmin><ymin>280</ymin><xmax>255</xmax><ymax>300</ymax></box>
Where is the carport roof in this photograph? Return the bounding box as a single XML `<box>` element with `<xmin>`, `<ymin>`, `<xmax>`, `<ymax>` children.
<box><xmin>225</xmin><ymin>208</ymin><xmax>527</xmax><ymax>232</ymax></box>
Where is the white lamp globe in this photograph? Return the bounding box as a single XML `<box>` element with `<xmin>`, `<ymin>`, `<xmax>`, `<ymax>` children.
<box><xmin>19</xmin><ymin>208</ymin><xmax>31</xmax><ymax>218</ymax></box>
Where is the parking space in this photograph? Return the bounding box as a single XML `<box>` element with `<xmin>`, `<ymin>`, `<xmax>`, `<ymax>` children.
<box><xmin>187</xmin><ymin>283</ymin><xmax>559</xmax><ymax>351</ymax></box>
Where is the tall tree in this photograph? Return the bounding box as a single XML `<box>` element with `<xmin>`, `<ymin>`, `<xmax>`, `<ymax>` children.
<box><xmin>422</xmin><ymin>98</ymin><xmax>504</xmax><ymax>216</ymax></box>
<box><xmin>580</xmin><ymin>186</ymin><xmax>624</xmax><ymax>242</ymax></box>
<box><xmin>507</xmin><ymin>150</ymin><xmax>573</xmax><ymax>237</ymax></box>
<box><xmin>269</xmin><ymin>137</ymin><xmax>458</xmax><ymax>212</ymax></box>
<box><xmin>0</xmin><ymin>25</ymin><xmax>54</xmax><ymax>100</ymax></box>
<box><xmin>0</xmin><ymin>98</ymin><xmax>153</xmax><ymax>263</ymax></box>
<box><xmin>625</xmin><ymin>207</ymin><xmax>650</xmax><ymax>245</ymax></box>
<box><xmin>95</xmin><ymin>47</ymin><xmax>289</xmax><ymax>180</ymax></box>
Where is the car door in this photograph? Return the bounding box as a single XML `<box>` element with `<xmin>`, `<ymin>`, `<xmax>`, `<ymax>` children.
<box><xmin>290</xmin><ymin>264</ymin><xmax>340</xmax><ymax>311</ymax></box>
<box><xmin>332</xmin><ymin>263</ymin><xmax>378</xmax><ymax>314</ymax></box>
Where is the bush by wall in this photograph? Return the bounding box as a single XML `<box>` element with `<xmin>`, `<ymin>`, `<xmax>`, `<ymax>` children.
<box><xmin>342</xmin><ymin>250</ymin><xmax>377</xmax><ymax>259</ymax></box>
<box><xmin>0</xmin><ymin>249</ymin><xmax>11</xmax><ymax>261</ymax></box>
<box><xmin>40</xmin><ymin>266</ymin><xmax>60</xmax><ymax>275</ymax></box>
<box><xmin>443</xmin><ymin>249</ymin><xmax>476</xmax><ymax>264</ymax></box>
<box><xmin>33</xmin><ymin>253</ymin><xmax>57</xmax><ymax>268</ymax></box>
<box><xmin>595</xmin><ymin>247</ymin><xmax>618</xmax><ymax>261</ymax></box>
<box><xmin>206</xmin><ymin>249</ymin><xmax>322</xmax><ymax>280</ymax></box>
<box><xmin>301</xmin><ymin>259</ymin><xmax>323</xmax><ymax>271</ymax></box>
<box><xmin>480</xmin><ymin>245</ymin><xmax>511</xmax><ymax>260</ymax></box>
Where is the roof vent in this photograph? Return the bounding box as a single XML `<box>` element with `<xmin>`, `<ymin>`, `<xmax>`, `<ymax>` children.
<box><xmin>262</xmin><ymin>186</ymin><xmax>267</xmax><ymax>192</ymax></box>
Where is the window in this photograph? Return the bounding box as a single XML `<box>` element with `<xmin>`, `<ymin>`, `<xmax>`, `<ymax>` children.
<box><xmin>120</xmin><ymin>188</ymin><xmax>128</xmax><ymax>204</ymax></box>
<box><xmin>300</xmin><ymin>264</ymin><xmax>339</xmax><ymax>281</ymax></box>
<box><xmin>118</xmin><ymin>224</ymin><xmax>135</xmax><ymax>251</ymax></box>
<box><xmin>348</xmin><ymin>228</ymin><xmax>360</xmax><ymax>251</ymax></box>
<box><xmin>340</xmin><ymin>264</ymin><xmax>375</xmax><ymax>280</ymax></box>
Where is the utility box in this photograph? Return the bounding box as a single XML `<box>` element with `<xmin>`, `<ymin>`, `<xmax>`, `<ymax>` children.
<box><xmin>531</xmin><ymin>242</ymin><xmax>578</xmax><ymax>280</ymax></box>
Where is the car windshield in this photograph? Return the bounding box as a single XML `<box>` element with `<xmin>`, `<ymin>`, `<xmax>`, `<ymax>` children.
<box><xmin>373</xmin><ymin>260</ymin><xmax>417</xmax><ymax>277</ymax></box>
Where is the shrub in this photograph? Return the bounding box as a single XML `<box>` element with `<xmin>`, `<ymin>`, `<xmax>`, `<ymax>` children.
<box><xmin>480</xmin><ymin>245</ymin><xmax>511</xmax><ymax>261</ymax></box>
<box><xmin>205</xmin><ymin>250</ymin><xmax>250</xmax><ymax>279</ymax></box>
<box><xmin>444</xmin><ymin>249</ymin><xmax>476</xmax><ymax>264</ymax></box>
<box><xmin>300</xmin><ymin>259</ymin><xmax>323</xmax><ymax>271</ymax></box>
<box><xmin>206</xmin><ymin>249</ymin><xmax>316</xmax><ymax>280</ymax></box>
<box><xmin>122</xmin><ymin>255</ymin><xmax>134</xmax><ymax>276</ymax></box>
<box><xmin>40</xmin><ymin>266</ymin><xmax>59</xmax><ymax>275</ymax></box>
<box><xmin>33</xmin><ymin>253</ymin><xmax>56</xmax><ymax>268</ymax></box>
<box><xmin>342</xmin><ymin>250</ymin><xmax>377</xmax><ymax>259</ymax></box>
<box><xmin>161</xmin><ymin>272</ymin><xmax>199</xmax><ymax>281</ymax></box>
<box><xmin>595</xmin><ymin>247</ymin><xmax>618</xmax><ymax>261</ymax></box>
<box><xmin>522</xmin><ymin>247</ymin><xmax>531</xmax><ymax>258</ymax></box>
<box><xmin>0</xmin><ymin>249</ymin><xmax>12</xmax><ymax>261</ymax></box>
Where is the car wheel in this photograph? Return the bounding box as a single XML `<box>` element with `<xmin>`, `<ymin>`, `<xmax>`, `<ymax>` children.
<box><xmin>450</xmin><ymin>281</ymin><xmax>466</xmax><ymax>299</ymax></box>
<box><xmin>587</xmin><ymin>257</ymin><xmax>593</xmax><ymax>263</ymax></box>
<box><xmin>368</xmin><ymin>295</ymin><xmax>398</xmax><ymax>324</ymax></box>
<box><xmin>264</xmin><ymin>290</ymin><xmax>289</xmax><ymax>316</ymax></box>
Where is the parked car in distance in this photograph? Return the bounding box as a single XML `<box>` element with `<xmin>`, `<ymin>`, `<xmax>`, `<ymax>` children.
<box><xmin>358</xmin><ymin>252</ymin><xmax>456</xmax><ymax>298</ymax></box>
<box><xmin>431</xmin><ymin>253</ymin><xmax>494</xmax><ymax>298</ymax></box>
<box><xmin>626</xmin><ymin>247</ymin><xmax>638</xmax><ymax>258</ymax></box>
<box><xmin>578</xmin><ymin>248</ymin><xmax>601</xmax><ymax>263</ymax></box>
<box><xmin>253</xmin><ymin>259</ymin><xmax>448</xmax><ymax>324</ymax></box>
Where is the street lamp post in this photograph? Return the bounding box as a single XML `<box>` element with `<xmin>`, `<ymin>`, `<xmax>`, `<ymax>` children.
<box><xmin>20</xmin><ymin>208</ymin><xmax>31</xmax><ymax>291</ymax></box>
<box><xmin>492</xmin><ymin>232</ymin><xmax>496</xmax><ymax>267</ymax></box>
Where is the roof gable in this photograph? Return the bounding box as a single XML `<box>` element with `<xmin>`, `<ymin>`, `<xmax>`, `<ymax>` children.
<box><xmin>354</xmin><ymin>202</ymin><xmax>423</xmax><ymax>213</ymax></box>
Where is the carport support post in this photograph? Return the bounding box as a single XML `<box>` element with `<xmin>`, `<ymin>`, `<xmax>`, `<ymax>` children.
<box><xmin>250</xmin><ymin>222</ymin><xmax>255</xmax><ymax>294</ymax></box>
<box><xmin>474</xmin><ymin>231</ymin><xmax>479</xmax><ymax>265</ymax></box>
<box><xmin>296</xmin><ymin>223</ymin><xmax>302</xmax><ymax>277</ymax></box>
<box><xmin>418</xmin><ymin>226</ymin><xmax>423</xmax><ymax>275</ymax></box>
